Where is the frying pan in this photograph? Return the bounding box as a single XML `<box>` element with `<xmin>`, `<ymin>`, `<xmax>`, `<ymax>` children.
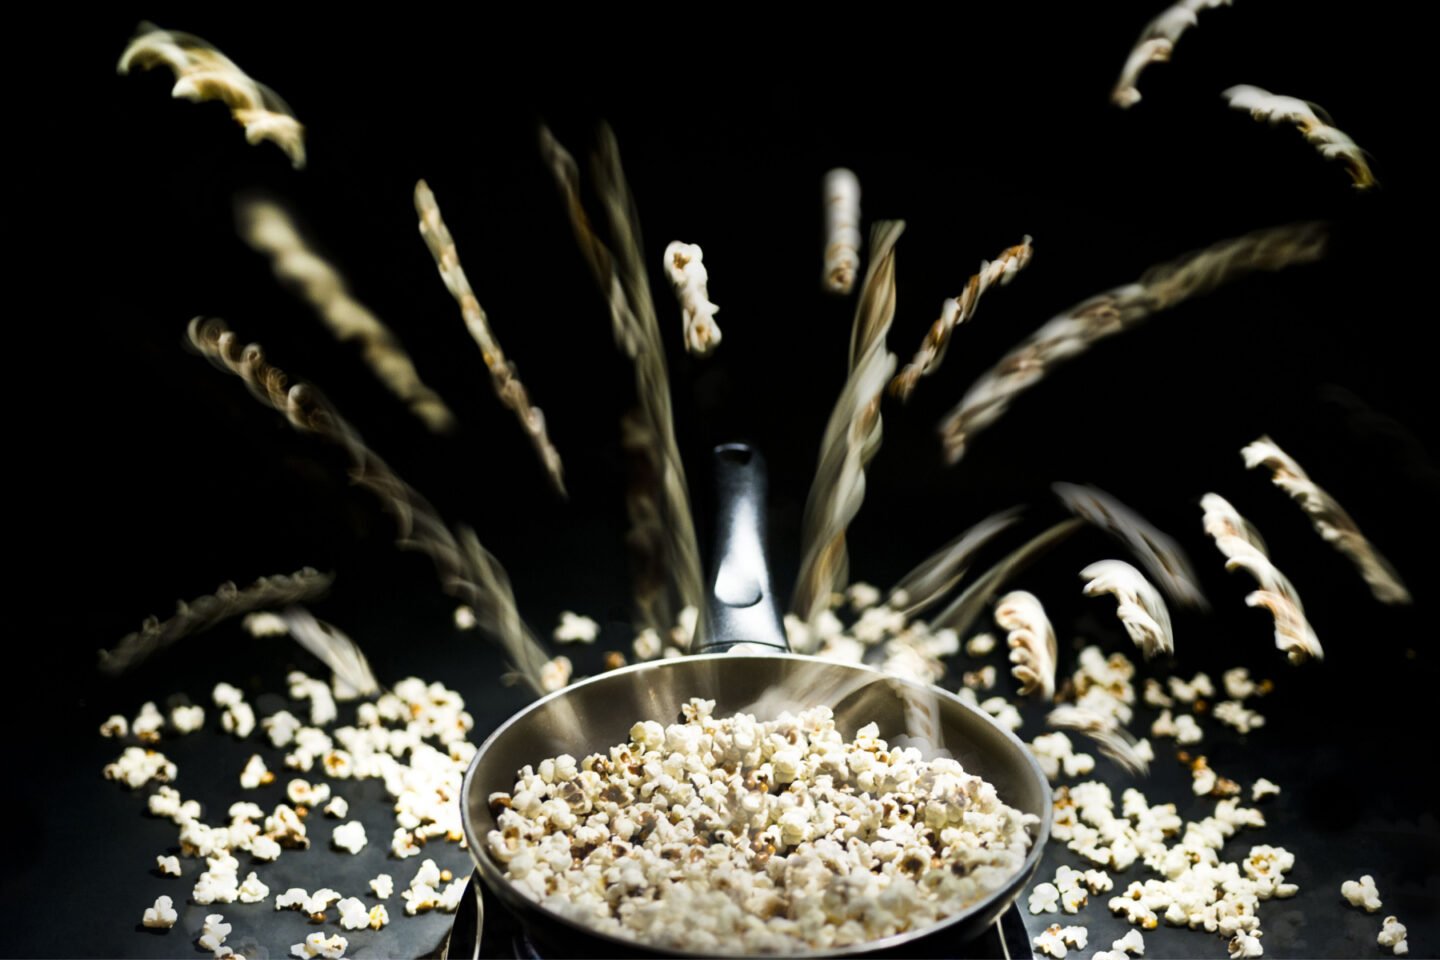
<box><xmin>460</xmin><ymin>444</ymin><xmax>1051</xmax><ymax>957</ymax></box>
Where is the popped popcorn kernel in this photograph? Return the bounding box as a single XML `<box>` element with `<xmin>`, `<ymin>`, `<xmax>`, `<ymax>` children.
<box><xmin>156</xmin><ymin>855</ymin><xmax>181</xmax><ymax>876</ymax></box>
<box><xmin>142</xmin><ymin>894</ymin><xmax>178</xmax><ymax>929</ymax></box>
<box><xmin>1342</xmin><ymin>875</ymin><xmax>1382</xmax><ymax>913</ymax></box>
<box><xmin>332</xmin><ymin>820</ymin><xmax>367</xmax><ymax>854</ymax></box>
<box><xmin>1378</xmin><ymin>915</ymin><xmax>1408</xmax><ymax>955</ymax></box>
<box><xmin>369</xmin><ymin>873</ymin><xmax>394</xmax><ymax>899</ymax></box>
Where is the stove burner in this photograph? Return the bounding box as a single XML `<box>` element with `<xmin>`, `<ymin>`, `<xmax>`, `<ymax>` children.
<box><xmin>451</xmin><ymin>871</ymin><xmax>1035</xmax><ymax>959</ymax></box>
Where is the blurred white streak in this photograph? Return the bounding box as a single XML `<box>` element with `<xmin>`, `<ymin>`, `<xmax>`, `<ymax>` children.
<box><xmin>938</xmin><ymin>223</ymin><xmax>1327</xmax><ymax>465</ymax></box>
<box><xmin>117</xmin><ymin>22</ymin><xmax>305</xmax><ymax>168</ymax></box>
<box><xmin>822</xmin><ymin>169</ymin><xmax>862</xmax><ymax>295</ymax></box>
<box><xmin>1241</xmin><ymin>436</ymin><xmax>1409</xmax><ymax>604</ymax></box>
<box><xmin>791</xmin><ymin>222</ymin><xmax>905</xmax><ymax>640</ymax></box>
<box><xmin>1047</xmin><ymin>704</ymin><xmax>1150</xmax><ymax>776</ymax></box>
<box><xmin>995</xmin><ymin>590</ymin><xmax>1057</xmax><ymax>700</ymax></box>
<box><xmin>887</xmin><ymin>508</ymin><xmax>1025</xmax><ymax>618</ymax></box>
<box><xmin>1224</xmin><ymin>85</ymin><xmax>1377</xmax><ymax>190</ymax></box>
<box><xmin>1112</xmin><ymin>0</ymin><xmax>1232</xmax><ymax>108</ymax></box>
<box><xmin>97</xmin><ymin>568</ymin><xmax>333</xmax><ymax>675</ymax></box>
<box><xmin>930</xmin><ymin>519</ymin><xmax>1083</xmax><ymax>639</ymax></box>
<box><xmin>238</xmin><ymin>199</ymin><xmax>456</xmax><ymax>433</ymax></box>
<box><xmin>540</xmin><ymin>126</ymin><xmax>704</xmax><ymax>629</ymax></box>
<box><xmin>663</xmin><ymin>241</ymin><xmax>722</xmax><ymax>356</ymax></box>
<box><xmin>414</xmin><ymin>180</ymin><xmax>566</xmax><ymax>497</ymax></box>
<box><xmin>1055</xmin><ymin>483</ymin><xmax>1207</xmax><ymax>610</ymax></box>
<box><xmin>1080</xmin><ymin>559</ymin><xmax>1175</xmax><ymax>659</ymax></box>
<box><xmin>278</xmin><ymin>606</ymin><xmax>379</xmax><ymax>697</ymax></box>
<box><xmin>1201</xmin><ymin>492</ymin><xmax>1323</xmax><ymax>665</ymax></box>
<box><xmin>186</xmin><ymin>316</ymin><xmax>552</xmax><ymax>693</ymax></box>
<box><xmin>892</xmin><ymin>236</ymin><xmax>1033</xmax><ymax>401</ymax></box>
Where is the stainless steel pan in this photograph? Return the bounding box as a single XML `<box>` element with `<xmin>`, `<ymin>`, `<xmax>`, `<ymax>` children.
<box><xmin>460</xmin><ymin>444</ymin><xmax>1051</xmax><ymax>957</ymax></box>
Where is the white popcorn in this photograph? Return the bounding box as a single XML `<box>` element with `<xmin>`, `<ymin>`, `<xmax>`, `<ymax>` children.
<box><xmin>238</xmin><ymin>871</ymin><xmax>270</xmax><ymax>903</ymax></box>
<box><xmin>239</xmin><ymin>754</ymin><xmax>272</xmax><ymax>789</ymax></box>
<box><xmin>966</xmin><ymin>632</ymin><xmax>997</xmax><ymax>656</ymax></box>
<box><xmin>846</xmin><ymin>581</ymin><xmax>882</xmax><ymax>610</ymax></box>
<box><xmin>1251</xmin><ymin>778</ymin><xmax>1280</xmax><ymax>802</ymax></box>
<box><xmin>1084</xmin><ymin>870</ymin><xmax>1114</xmax><ymax>894</ymax></box>
<box><xmin>132</xmin><ymin>701</ymin><xmax>165</xmax><ymax>742</ymax></box>
<box><xmin>1029</xmin><ymin>882</ymin><xmax>1061</xmax><ymax>913</ymax></box>
<box><xmin>242</xmin><ymin>610</ymin><xmax>290</xmax><ymax>636</ymax></box>
<box><xmin>453</xmin><ymin>604</ymin><xmax>476</xmax><ymax>629</ymax></box>
<box><xmin>962</xmin><ymin>665</ymin><xmax>998</xmax><ymax>690</ymax></box>
<box><xmin>250</xmin><ymin>835</ymin><xmax>282</xmax><ymax>862</ymax></box>
<box><xmin>1060</xmin><ymin>885</ymin><xmax>1089</xmax><ymax>913</ymax></box>
<box><xmin>1341</xmin><ymin>875</ymin><xmax>1382</xmax><ymax>913</ymax></box>
<box><xmin>1378</xmin><ymin>916</ymin><xmax>1408</xmax><ymax>955</ymax></box>
<box><xmin>1142</xmin><ymin>679</ymin><xmax>1173</xmax><ymax>709</ymax></box>
<box><xmin>337</xmin><ymin>896</ymin><xmax>369</xmax><ymax>930</ymax></box>
<box><xmin>1167</xmin><ymin>673</ymin><xmax>1214</xmax><ymax>703</ymax></box>
<box><xmin>1222</xmin><ymin>667</ymin><xmax>1260</xmax><ymax>700</ymax></box>
<box><xmin>333</xmin><ymin>820</ymin><xmax>368</xmax><ymax>854</ymax></box>
<box><xmin>275</xmin><ymin>888</ymin><xmax>309</xmax><ymax>911</ymax></box>
<box><xmin>170</xmin><ymin>704</ymin><xmax>206</xmax><ymax>735</ymax></box>
<box><xmin>286</xmin><ymin>778</ymin><xmax>331</xmax><ymax>807</ymax></box>
<box><xmin>369</xmin><ymin>904</ymin><xmax>391</xmax><ymax>930</ymax></box>
<box><xmin>103</xmin><ymin>746</ymin><xmax>176</xmax><ymax>789</ymax></box>
<box><xmin>540</xmin><ymin>655</ymin><xmax>574</xmax><ymax>691</ymax></box>
<box><xmin>369</xmin><ymin>873</ymin><xmax>394</xmax><ymax>899</ymax></box>
<box><xmin>1229</xmin><ymin>932</ymin><xmax>1264</xmax><ymax>958</ymax></box>
<box><xmin>262</xmin><ymin>710</ymin><xmax>303</xmax><ymax>748</ymax></box>
<box><xmin>1114</xmin><ymin>928</ymin><xmax>1146</xmax><ymax>954</ymax></box>
<box><xmin>1034</xmin><ymin>923</ymin><xmax>1088</xmax><ymax>958</ymax></box>
<box><xmin>156</xmin><ymin>855</ymin><xmax>181</xmax><ymax>876</ymax></box>
<box><xmin>323</xmin><ymin>796</ymin><xmax>349</xmax><ymax>818</ymax></box>
<box><xmin>291</xmin><ymin>932</ymin><xmax>348</xmax><ymax>959</ymax></box>
<box><xmin>554</xmin><ymin>611</ymin><xmax>600</xmax><ymax>644</ymax></box>
<box><xmin>100</xmin><ymin>714</ymin><xmax>128</xmax><ymax>738</ymax></box>
<box><xmin>392</xmin><ymin>828</ymin><xmax>421</xmax><ymax>859</ymax></box>
<box><xmin>633</xmin><ymin>628</ymin><xmax>662</xmax><ymax>662</ymax></box>
<box><xmin>302</xmin><ymin>888</ymin><xmax>341</xmax><ymax>918</ymax></box>
<box><xmin>198</xmin><ymin>913</ymin><xmax>233</xmax><ymax>957</ymax></box>
<box><xmin>1214</xmin><ymin>700</ymin><xmax>1265</xmax><ymax>734</ymax></box>
<box><xmin>142</xmin><ymin>894</ymin><xmax>178</xmax><ymax>929</ymax></box>
<box><xmin>288</xmin><ymin>672</ymin><xmax>337</xmax><ymax>727</ymax></box>
<box><xmin>213</xmin><ymin>682</ymin><xmax>245</xmax><ymax>707</ymax></box>
<box><xmin>663</xmin><ymin>240</ymin><xmax>723</xmax><ymax>355</ymax></box>
<box><xmin>222</xmin><ymin>701</ymin><xmax>256</xmax><ymax>739</ymax></box>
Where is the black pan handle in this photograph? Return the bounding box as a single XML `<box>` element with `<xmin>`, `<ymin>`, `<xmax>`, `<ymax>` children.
<box><xmin>695</xmin><ymin>443</ymin><xmax>790</xmax><ymax>654</ymax></box>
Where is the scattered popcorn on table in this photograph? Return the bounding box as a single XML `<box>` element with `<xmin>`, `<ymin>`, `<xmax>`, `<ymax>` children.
<box><xmin>391</xmin><ymin>828</ymin><xmax>421</xmax><ymax>859</ymax></box>
<box><xmin>1378</xmin><ymin>915</ymin><xmax>1408</xmax><ymax>955</ymax></box>
<box><xmin>287</xmin><ymin>778</ymin><xmax>331</xmax><ymax>807</ymax></box>
<box><xmin>368</xmin><ymin>904</ymin><xmax>390</xmax><ymax>929</ymax></box>
<box><xmin>323</xmin><ymin>796</ymin><xmax>348</xmax><ymax>818</ymax></box>
<box><xmin>553</xmin><ymin>611</ymin><xmax>600</xmax><ymax>644</ymax></box>
<box><xmin>104</xmin><ymin>746</ymin><xmax>176</xmax><ymax>789</ymax></box>
<box><xmin>221</xmin><ymin>701</ymin><xmax>256</xmax><ymax>739</ymax></box>
<box><xmin>369</xmin><ymin>873</ymin><xmax>393</xmax><ymax>899</ymax></box>
<box><xmin>1213</xmin><ymin>700</ymin><xmax>1265</xmax><ymax>734</ymax></box>
<box><xmin>263</xmin><ymin>710</ymin><xmax>302</xmax><ymax>748</ymax></box>
<box><xmin>238</xmin><ymin>871</ymin><xmax>270</xmax><ymax>903</ymax></box>
<box><xmin>1167</xmin><ymin>673</ymin><xmax>1214</xmax><ymax>703</ymax></box>
<box><xmin>1341</xmin><ymin>874</ymin><xmax>1382</xmax><ymax>912</ymax></box>
<box><xmin>1030</xmin><ymin>882</ymin><xmax>1061</xmax><ymax>913</ymax></box>
<box><xmin>170</xmin><ymin>704</ymin><xmax>206</xmax><ymax>735</ymax></box>
<box><xmin>239</xmin><ymin>754</ymin><xmax>273</xmax><ymax>789</ymax></box>
<box><xmin>133</xmin><ymin>701</ymin><xmax>165</xmax><ymax>743</ymax></box>
<box><xmin>966</xmin><ymin>632</ymin><xmax>997</xmax><ymax>656</ymax></box>
<box><xmin>288</xmin><ymin>672</ymin><xmax>337</xmax><ymax>726</ymax></box>
<box><xmin>453</xmin><ymin>604</ymin><xmax>476</xmax><ymax>629</ymax></box>
<box><xmin>251</xmin><ymin>835</ymin><xmax>282</xmax><ymax>862</ymax></box>
<box><xmin>1114</xmin><ymin>928</ymin><xmax>1146</xmax><ymax>954</ymax></box>
<box><xmin>156</xmin><ymin>854</ymin><xmax>181</xmax><ymax>876</ymax></box>
<box><xmin>486</xmin><ymin>699</ymin><xmax>1038</xmax><ymax>952</ymax></box>
<box><xmin>539</xmin><ymin>654</ymin><xmax>574</xmax><ymax>691</ymax></box>
<box><xmin>1034</xmin><ymin>923</ymin><xmax>1088</xmax><ymax>958</ymax></box>
<box><xmin>1191</xmin><ymin>756</ymin><xmax>1241</xmax><ymax>798</ymax></box>
<box><xmin>291</xmin><ymin>932</ymin><xmax>348</xmax><ymax>960</ymax></box>
<box><xmin>1251</xmin><ymin>778</ymin><xmax>1280</xmax><ymax>802</ymax></box>
<box><xmin>1229</xmin><ymin>931</ymin><xmax>1263</xmax><ymax>958</ymax></box>
<box><xmin>275</xmin><ymin>888</ymin><xmax>308</xmax><ymax>911</ymax></box>
<box><xmin>1151</xmin><ymin>710</ymin><xmax>1203</xmax><ymax>745</ymax></box>
<box><xmin>193</xmin><ymin>854</ymin><xmax>241</xmax><ymax>904</ymax></box>
<box><xmin>197</xmin><ymin>913</ymin><xmax>233</xmax><ymax>957</ymax></box>
<box><xmin>142</xmin><ymin>894</ymin><xmax>178</xmax><ymax>929</ymax></box>
<box><xmin>302</xmin><ymin>888</ymin><xmax>341</xmax><ymax>920</ymax></box>
<box><xmin>336</xmin><ymin>896</ymin><xmax>369</xmax><ymax>930</ymax></box>
<box><xmin>332</xmin><ymin>820</ymin><xmax>367</xmax><ymax>854</ymax></box>
<box><xmin>100</xmin><ymin>714</ymin><xmax>128</xmax><ymax>738</ymax></box>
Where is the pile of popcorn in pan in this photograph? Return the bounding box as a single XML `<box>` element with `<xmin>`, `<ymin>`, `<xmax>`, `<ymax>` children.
<box><xmin>102</xmin><ymin>670</ymin><xmax>476</xmax><ymax>958</ymax></box>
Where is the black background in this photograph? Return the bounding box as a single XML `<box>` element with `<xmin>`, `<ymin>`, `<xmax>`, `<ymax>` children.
<box><xmin>12</xmin><ymin>5</ymin><xmax>1439</xmax><ymax>956</ymax></box>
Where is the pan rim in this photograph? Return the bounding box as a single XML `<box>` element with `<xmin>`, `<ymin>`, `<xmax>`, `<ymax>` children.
<box><xmin>460</xmin><ymin>651</ymin><xmax>1053</xmax><ymax>958</ymax></box>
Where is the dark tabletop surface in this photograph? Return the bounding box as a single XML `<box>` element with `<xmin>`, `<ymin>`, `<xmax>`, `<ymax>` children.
<box><xmin>16</xmin><ymin>5</ymin><xmax>1438</xmax><ymax>957</ymax></box>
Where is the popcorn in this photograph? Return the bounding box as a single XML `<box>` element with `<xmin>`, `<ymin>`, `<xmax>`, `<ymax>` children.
<box><xmin>540</xmin><ymin>655</ymin><xmax>574</xmax><ymax>691</ymax></box>
<box><xmin>846</xmin><ymin>582</ymin><xmax>881</xmax><ymax>610</ymax></box>
<box><xmin>332</xmin><ymin>820</ymin><xmax>368</xmax><ymax>854</ymax></box>
<box><xmin>156</xmin><ymin>855</ymin><xmax>181</xmax><ymax>876</ymax></box>
<box><xmin>197</xmin><ymin>913</ymin><xmax>232</xmax><ymax>957</ymax></box>
<box><xmin>302</xmin><ymin>888</ymin><xmax>341</xmax><ymax>919</ymax></box>
<box><xmin>262</xmin><ymin>710</ymin><xmax>303</xmax><ymax>748</ymax></box>
<box><xmin>1151</xmin><ymin>710</ymin><xmax>1202</xmax><ymax>745</ymax></box>
<box><xmin>243</xmin><ymin>611</ymin><xmax>289</xmax><ymax>636</ymax></box>
<box><xmin>100</xmin><ymin>714</ymin><xmax>128</xmax><ymax>738</ymax></box>
<box><xmin>391</xmin><ymin>828</ymin><xmax>421</xmax><ymax>859</ymax></box>
<box><xmin>632</xmin><ymin>628</ymin><xmax>662</xmax><ymax>662</ymax></box>
<box><xmin>1034</xmin><ymin>923</ymin><xmax>1088</xmax><ymax>958</ymax></box>
<box><xmin>1213</xmin><ymin>700</ymin><xmax>1265</xmax><ymax>734</ymax></box>
<box><xmin>104</xmin><ymin>746</ymin><xmax>176</xmax><ymax>789</ymax></box>
<box><xmin>554</xmin><ymin>611</ymin><xmax>600</xmax><ymax>644</ymax></box>
<box><xmin>250</xmin><ymin>835</ymin><xmax>282</xmax><ymax>862</ymax></box>
<box><xmin>369</xmin><ymin>904</ymin><xmax>391</xmax><ymax>929</ymax></box>
<box><xmin>1378</xmin><ymin>916</ymin><xmax>1408</xmax><ymax>955</ymax></box>
<box><xmin>193</xmin><ymin>854</ymin><xmax>242</xmax><ymax>904</ymax></box>
<box><xmin>453</xmin><ymin>605</ymin><xmax>476</xmax><ymax>629</ymax></box>
<box><xmin>130</xmin><ymin>701</ymin><xmax>165</xmax><ymax>743</ymax></box>
<box><xmin>142</xmin><ymin>894</ymin><xmax>178</xmax><ymax>929</ymax></box>
<box><xmin>1251</xmin><ymin>779</ymin><xmax>1280</xmax><ymax>802</ymax></box>
<box><xmin>1222</xmin><ymin>667</ymin><xmax>1260</xmax><ymax>700</ymax></box>
<box><xmin>1114</xmin><ymin>928</ymin><xmax>1146</xmax><ymax>954</ymax></box>
<box><xmin>287</xmin><ymin>778</ymin><xmax>331</xmax><ymax>807</ymax></box>
<box><xmin>1168</xmin><ymin>673</ymin><xmax>1214</xmax><ymax>703</ymax></box>
<box><xmin>238</xmin><ymin>871</ymin><xmax>270</xmax><ymax>903</ymax></box>
<box><xmin>291</xmin><ymin>932</ymin><xmax>348</xmax><ymax>959</ymax></box>
<box><xmin>323</xmin><ymin>796</ymin><xmax>349</xmax><ymax>818</ymax></box>
<box><xmin>962</xmin><ymin>665</ymin><xmax>997</xmax><ymax>690</ymax></box>
<box><xmin>170</xmin><ymin>704</ymin><xmax>206</xmax><ymax>735</ymax></box>
<box><xmin>369</xmin><ymin>873</ymin><xmax>394</xmax><ymax>899</ymax></box>
<box><xmin>1341</xmin><ymin>875</ymin><xmax>1382</xmax><ymax>913</ymax></box>
<box><xmin>966</xmin><ymin>632</ymin><xmax>997</xmax><ymax>656</ymax></box>
<box><xmin>240</xmin><ymin>754</ymin><xmax>273</xmax><ymax>789</ymax></box>
<box><xmin>275</xmin><ymin>888</ymin><xmax>308</xmax><ymax>911</ymax></box>
<box><xmin>213</xmin><ymin>683</ymin><xmax>245</xmax><ymax>707</ymax></box>
<box><xmin>1029</xmin><ymin>882</ymin><xmax>1061</xmax><ymax>913</ymax></box>
<box><xmin>337</xmin><ymin>896</ymin><xmax>369</xmax><ymax>930</ymax></box>
<box><xmin>221</xmin><ymin>701</ymin><xmax>256</xmax><ymax>739</ymax></box>
<box><xmin>1229</xmin><ymin>931</ymin><xmax>1263</xmax><ymax>958</ymax></box>
<box><xmin>288</xmin><ymin>672</ymin><xmax>337</xmax><ymax>727</ymax></box>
